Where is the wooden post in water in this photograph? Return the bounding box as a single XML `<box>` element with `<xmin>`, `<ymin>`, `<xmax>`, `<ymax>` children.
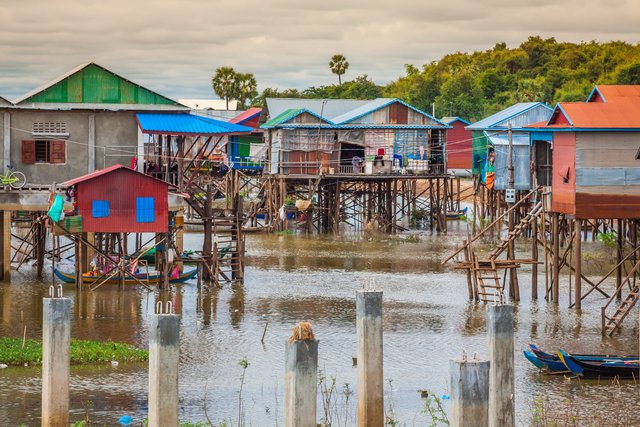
<box><xmin>552</xmin><ymin>213</ymin><xmax>560</xmax><ymax>303</ymax></box>
<box><xmin>450</xmin><ymin>355</ymin><xmax>490</xmax><ymax>427</ymax></box>
<box><xmin>42</xmin><ymin>292</ymin><xmax>71</xmax><ymax>427</ymax></box>
<box><xmin>356</xmin><ymin>290</ymin><xmax>384</xmax><ymax>427</ymax></box>
<box><xmin>0</xmin><ymin>209</ymin><xmax>11</xmax><ymax>281</ymax></box>
<box><xmin>531</xmin><ymin>216</ymin><xmax>538</xmax><ymax>300</ymax></box>
<box><xmin>487</xmin><ymin>304</ymin><xmax>515</xmax><ymax>427</ymax></box>
<box><xmin>284</xmin><ymin>323</ymin><xmax>318</xmax><ymax>427</ymax></box>
<box><xmin>616</xmin><ymin>220</ymin><xmax>623</xmax><ymax>301</ymax></box>
<box><xmin>574</xmin><ymin>218</ymin><xmax>582</xmax><ymax>310</ymax></box>
<box><xmin>148</xmin><ymin>303</ymin><xmax>179</xmax><ymax>427</ymax></box>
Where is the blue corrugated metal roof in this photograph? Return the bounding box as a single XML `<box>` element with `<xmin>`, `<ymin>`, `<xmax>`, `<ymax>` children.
<box><xmin>331</xmin><ymin>98</ymin><xmax>396</xmax><ymax>124</ymax></box>
<box><xmin>466</xmin><ymin>102</ymin><xmax>552</xmax><ymax>130</ymax></box>
<box><xmin>332</xmin><ymin>98</ymin><xmax>447</xmax><ymax>126</ymax></box>
<box><xmin>136</xmin><ymin>113</ymin><xmax>252</xmax><ymax>135</ymax></box>
<box><xmin>484</xmin><ymin>131</ymin><xmax>531</xmax><ymax>146</ymax></box>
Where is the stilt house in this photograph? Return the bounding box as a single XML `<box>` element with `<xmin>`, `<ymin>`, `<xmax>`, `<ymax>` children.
<box><xmin>261</xmin><ymin>98</ymin><xmax>449</xmax><ymax>175</ymax></box>
<box><xmin>63</xmin><ymin>164</ymin><xmax>171</xmax><ymax>233</ymax></box>
<box><xmin>2</xmin><ymin>63</ymin><xmax>188</xmax><ymax>184</ymax></box>
<box><xmin>466</xmin><ymin>103</ymin><xmax>553</xmax><ymax>190</ymax></box>
<box><xmin>534</xmin><ymin>85</ymin><xmax>640</xmax><ymax>218</ymax></box>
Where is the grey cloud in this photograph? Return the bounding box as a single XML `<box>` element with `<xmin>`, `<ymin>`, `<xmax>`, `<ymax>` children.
<box><xmin>0</xmin><ymin>0</ymin><xmax>638</xmax><ymax>99</ymax></box>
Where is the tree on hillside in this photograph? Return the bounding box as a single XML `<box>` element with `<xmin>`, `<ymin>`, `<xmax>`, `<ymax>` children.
<box><xmin>303</xmin><ymin>75</ymin><xmax>382</xmax><ymax>99</ymax></box>
<box><xmin>236</xmin><ymin>73</ymin><xmax>258</xmax><ymax>109</ymax></box>
<box><xmin>212</xmin><ymin>67</ymin><xmax>238</xmax><ymax>109</ymax></box>
<box><xmin>329</xmin><ymin>54</ymin><xmax>349</xmax><ymax>85</ymax></box>
<box><xmin>617</xmin><ymin>63</ymin><xmax>640</xmax><ymax>84</ymax></box>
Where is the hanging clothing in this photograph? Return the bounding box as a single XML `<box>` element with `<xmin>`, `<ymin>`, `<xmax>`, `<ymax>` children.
<box><xmin>47</xmin><ymin>194</ymin><xmax>65</xmax><ymax>222</ymax></box>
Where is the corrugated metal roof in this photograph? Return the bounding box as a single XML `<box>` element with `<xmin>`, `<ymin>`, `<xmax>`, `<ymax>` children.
<box><xmin>332</xmin><ymin>98</ymin><xmax>447</xmax><ymax>126</ymax></box>
<box><xmin>466</xmin><ymin>102</ymin><xmax>552</xmax><ymax>130</ymax></box>
<box><xmin>330</xmin><ymin>98</ymin><xmax>396</xmax><ymax>123</ymax></box>
<box><xmin>270</xmin><ymin>123</ymin><xmax>443</xmax><ymax>130</ymax></box>
<box><xmin>192</xmin><ymin>109</ymin><xmax>242</xmax><ymax>121</ymax></box>
<box><xmin>588</xmin><ymin>85</ymin><xmax>640</xmax><ymax>103</ymax></box>
<box><xmin>442</xmin><ymin>116</ymin><xmax>471</xmax><ymax>125</ymax></box>
<box><xmin>13</xmin><ymin>62</ymin><xmax>183</xmax><ymax>106</ymax></box>
<box><xmin>230</xmin><ymin>107</ymin><xmax>262</xmax><ymax>124</ymax></box>
<box><xmin>0</xmin><ymin>96</ymin><xmax>11</xmax><ymax>107</ymax></box>
<box><xmin>548</xmin><ymin>100</ymin><xmax>640</xmax><ymax>129</ymax></box>
<box><xmin>10</xmin><ymin>103</ymin><xmax>188</xmax><ymax>111</ymax></box>
<box><xmin>64</xmin><ymin>164</ymin><xmax>173</xmax><ymax>187</ymax></box>
<box><xmin>136</xmin><ymin>112</ymin><xmax>253</xmax><ymax>135</ymax></box>
<box><xmin>265</xmin><ymin>98</ymin><xmax>370</xmax><ymax>121</ymax></box>
<box><xmin>262</xmin><ymin>108</ymin><xmax>334</xmax><ymax>128</ymax></box>
<box><xmin>485</xmin><ymin>131</ymin><xmax>530</xmax><ymax>146</ymax></box>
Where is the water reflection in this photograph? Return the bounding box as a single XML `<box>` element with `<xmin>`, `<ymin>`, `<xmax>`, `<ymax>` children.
<box><xmin>0</xmin><ymin>230</ymin><xmax>637</xmax><ymax>425</ymax></box>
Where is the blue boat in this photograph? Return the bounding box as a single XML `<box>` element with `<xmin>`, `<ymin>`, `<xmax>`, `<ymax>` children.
<box><xmin>524</xmin><ymin>344</ymin><xmax>637</xmax><ymax>374</ymax></box>
<box><xmin>524</xmin><ymin>350</ymin><xmax>569</xmax><ymax>373</ymax></box>
<box><xmin>558</xmin><ymin>349</ymin><xmax>639</xmax><ymax>379</ymax></box>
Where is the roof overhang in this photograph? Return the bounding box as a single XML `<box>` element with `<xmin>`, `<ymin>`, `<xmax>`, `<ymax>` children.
<box><xmin>136</xmin><ymin>112</ymin><xmax>253</xmax><ymax>136</ymax></box>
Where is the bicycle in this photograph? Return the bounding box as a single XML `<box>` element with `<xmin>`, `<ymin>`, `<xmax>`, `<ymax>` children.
<box><xmin>0</xmin><ymin>165</ymin><xmax>27</xmax><ymax>189</ymax></box>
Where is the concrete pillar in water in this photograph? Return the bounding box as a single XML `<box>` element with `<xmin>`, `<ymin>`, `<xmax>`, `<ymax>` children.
<box><xmin>148</xmin><ymin>307</ymin><xmax>180</xmax><ymax>427</ymax></box>
<box><xmin>356</xmin><ymin>290</ymin><xmax>384</xmax><ymax>427</ymax></box>
<box><xmin>0</xmin><ymin>209</ymin><xmax>11</xmax><ymax>281</ymax></box>
<box><xmin>487</xmin><ymin>304</ymin><xmax>515</xmax><ymax>427</ymax></box>
<box><xmin>284</xmin><ymin>323</ymin><xmax>318</xmax><ymax>427</ymax></box>
<box><xmin>449</xmin><ymin>355</ymin><xmax>490</xmax><ymax>427</ymax></box>
<box><xmin>42</xmin><ymin>295</ymin><xmax>71</xmax><ymax>427</ymax></box>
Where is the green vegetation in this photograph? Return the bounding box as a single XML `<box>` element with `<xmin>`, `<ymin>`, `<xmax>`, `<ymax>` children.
<box><xmin>0</xmin><ymin>337</ymin><xmax>147</xmax><ymax>366</ymax></box>
<box><xmin>256</xmin><ymin>36</ymin><xmax>640</xmax><ymax>121</ymax></box>
<box><xmin>597</xmin><ymin>231</ymin><xmax>618</xmax><ymax>248</ymax></box>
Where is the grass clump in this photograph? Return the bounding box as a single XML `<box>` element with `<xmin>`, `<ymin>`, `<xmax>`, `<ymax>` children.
<box><xmin>0</xmin><ymin>337</ymin><xmax>148</xmax><ymax>366</ymax></box>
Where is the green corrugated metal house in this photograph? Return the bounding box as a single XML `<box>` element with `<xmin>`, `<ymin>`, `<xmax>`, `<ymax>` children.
<box><xmin>3</xmin><ymin>62</ymin><xmax>187</xmax><ymax>184</ymax></box>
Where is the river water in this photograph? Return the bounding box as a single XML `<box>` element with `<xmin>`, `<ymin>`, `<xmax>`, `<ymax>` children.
<box><xmin>0</xmin><ymin>226</ymin><xmax>638</xmax><ymax>426</ymax></box>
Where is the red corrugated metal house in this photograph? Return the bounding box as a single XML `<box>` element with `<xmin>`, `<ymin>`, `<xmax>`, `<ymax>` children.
<box><xmin>442</xmin><ymin>117</ymin><xmax>472</xmax><ymax>172</ymax></box>
<box><xmin>64</xmin><ymin>164</ymin><xmax>171</xmax><ymax>232</ymax></box>
<box><xmin>531</xmin><ymin>85</ymin><xmax>640</xmax><ymax>218</ymax></box>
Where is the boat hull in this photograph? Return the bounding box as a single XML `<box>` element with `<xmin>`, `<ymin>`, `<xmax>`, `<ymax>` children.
<box><xmin>558</xmin><ymin>349</ymin><xmax>639</xmax><ymax>379</ymax></box>
<box><xmin>54</xmin><ymin>267</ymin><xmax>197</xmax><ymax>285</ymax></box>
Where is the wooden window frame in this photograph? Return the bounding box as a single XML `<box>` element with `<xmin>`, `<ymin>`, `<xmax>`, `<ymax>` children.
<box><xmin>21</xmin><ymin>140</ymin><xmax>66</xmax><ymax>164</ymax></box>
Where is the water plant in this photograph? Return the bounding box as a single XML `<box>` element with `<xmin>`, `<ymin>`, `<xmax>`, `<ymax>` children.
<box><xmin>420</xmin><ymin>389</ymin><xmax>449</xmax><ymax>426</ymax></box>
<box><xmin>237</xmin><ymin>357</ymin><xmax>250</xmax><ymax>427</ymax></box>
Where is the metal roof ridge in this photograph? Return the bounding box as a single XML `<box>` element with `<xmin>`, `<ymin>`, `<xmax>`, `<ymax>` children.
<box><xmin>64</xmin><ymin>163</ymin><xmax>177</xmax><ymax>187</ymax></box>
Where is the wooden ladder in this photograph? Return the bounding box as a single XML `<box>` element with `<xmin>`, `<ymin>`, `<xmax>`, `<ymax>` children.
<box><xmin>474</xmin><ymin>258</ymin><xmax>504</xmax><ymax>304</ymax></box>
<box><xmin>487</xmin><ymin>201</ymin><xmax>543</xmax><ymax>260</ymax></box>
<box><xmin>602</xmin><ymin>285</ymin><xmax>639</xmax><ymax>336</ymax></box>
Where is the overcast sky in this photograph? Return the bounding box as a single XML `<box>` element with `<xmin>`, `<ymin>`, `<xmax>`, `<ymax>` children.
<box><xmin>1</xmin><ymin>0</ymin><xmax>638</xmax><ymax>101</ymax></box>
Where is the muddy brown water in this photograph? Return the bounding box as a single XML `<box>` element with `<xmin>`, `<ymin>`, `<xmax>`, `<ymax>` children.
<box><xmin>0</xmin><ymin>226</ymin><xmax>638</xmax><ymax>426</ymax></box>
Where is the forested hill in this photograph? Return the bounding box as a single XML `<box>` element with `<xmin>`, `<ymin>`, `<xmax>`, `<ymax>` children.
<box><xmin>260</xmin><ymin>37</ymin><xmax>640</xmax><ymax>122</ymax></box>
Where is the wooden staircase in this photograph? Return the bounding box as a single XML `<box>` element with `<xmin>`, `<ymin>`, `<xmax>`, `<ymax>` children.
<box><xmin>486</xmin><ymin>201</ymin><xmax>543</xmax><ymax>260</ymax></box>
<box><xmin>601</xmin><ymin>257</ymin><xmax>640</xmax><ymax>335</ymax></box>
<box><xmin>474</xmin><ymin>258</ymin><xmax>504</xmax><ymax>304</ymax></box>
<box><xmin>602</xmin><ymin>286</ymin><xmax>639</xmax><ymax>336</ymax></box>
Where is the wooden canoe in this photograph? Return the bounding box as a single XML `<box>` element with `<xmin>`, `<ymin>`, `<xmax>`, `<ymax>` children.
<box><xmin>54</xmin><ymin>267</ymin><xmax>197</xmax><ymax>285</ymax></box>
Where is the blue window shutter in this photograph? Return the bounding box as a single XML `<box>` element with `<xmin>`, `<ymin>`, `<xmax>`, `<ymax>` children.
<box><xmin>136</xmin><ymin>197</ymin><xmax>155</xmax><ymax>223</ymax></box>
<box><xmin>92</xmin><ymin>200</ymin><xmax>110</xmax><ymax>218</ymax></box>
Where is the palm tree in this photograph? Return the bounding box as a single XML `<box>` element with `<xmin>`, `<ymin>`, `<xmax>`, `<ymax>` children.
<box><xmin>211</xmin><ymin>67</ymin><xmax>237</xmax><ymax>109</ymax></box>
<box><xmin>236</xmin><ymin>73</ymin><xmax>258</xmax><ymax>109</ymax></box>
<box><xmin>329</xmin><ymin>54</ymin><xmax>349</xmax><ymax>85</ymax></box>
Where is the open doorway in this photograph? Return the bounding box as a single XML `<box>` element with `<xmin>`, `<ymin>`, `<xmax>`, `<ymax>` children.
<box><xmin>534</xmin><ymin>140</ymin><xmax>552</xmax><ymax>186</ymax></box>
<box><xmin>340</xmin><ymin>142</ymin><xmax>365</xmax><ymax>173</ymax></box>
